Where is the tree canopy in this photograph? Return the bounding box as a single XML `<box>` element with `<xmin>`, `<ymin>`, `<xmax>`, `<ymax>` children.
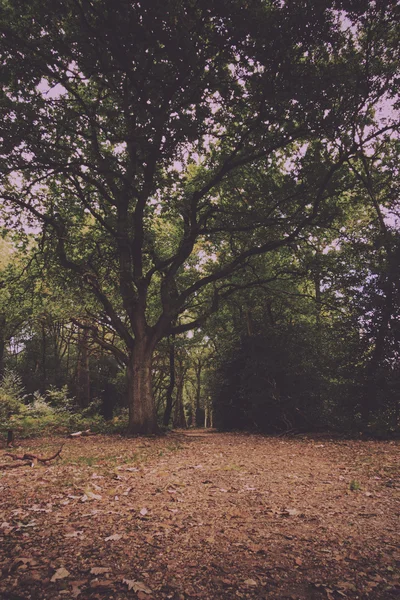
<box><xmin>0</xmin><ymin>0</ymin><xmax>399</xmax><ymax>432</ymax></box>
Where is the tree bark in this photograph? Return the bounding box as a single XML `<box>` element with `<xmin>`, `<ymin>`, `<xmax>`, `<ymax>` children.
<box><xmin>77</xmin><ymin>327</ymin><xmax>91</xmax><ymax>409</ymax></box>
<box><xmin>127</xmin><ymin>339</ymin><xmax>159</xmax><ymax>434</ymax></box>
<box><xmin>193</xmin><ymin>359</ymin><xmax>204</xmax><ymax>427</ymax></box>
<box><xmin>163</xmin><ymin>335</ymin><xmax>175</xmax><ymax>427</ymax></box>
<box><xmin>41</xmin><ymin>320</ymin><xmax>47</xmax><ymax>392</ymax></box>
<box><xmin>0</xmin><ymin>313</ymin><xmax>5</xmax><ymax>379</ymax></box>
<box><xmin>173</xmin><ymin>363</ymin><xmax>187</xmax><ymax>429</ymax></box>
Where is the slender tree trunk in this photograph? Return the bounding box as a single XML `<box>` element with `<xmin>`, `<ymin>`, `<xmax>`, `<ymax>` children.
<box><xmin>194</xmin><ymin>360</ymin><xmax>203</xmax><ymax>427</ymax></box>
<box><xmin>204</xmin><ymin>396</ymin><xmax>213</xmax><ymax>428</ymax></box>
<box><xmin>77</xmin><ymin>327</ymin><xmax>91</xmax><ymax>409</ymax></box>
<box><xmin>245</xmin><ymin>308</ymin><xmax>254</xmax><ymax>337</ymax></box>
<box><xmin>204</xmin><ymin>405</ymin><xmax>209</xmax><ymax>428</ymax></box>
<box><xmin>163</xmin><ymin>335</ymin><xmax>175</xmax><ymax>427</ymax></box>
<box><xmin>173</xmin><ymin>365</ymin><xmax>187</xmax><ymax>429</ymax></box>
<box><xmin>127</xmin><ymin>338</ymin><xmax>159</xmax><ymax>434</ymax></box>
<box><xmin>0</xmin><ymin>313</ymin><xmax>6</xmax><ymax>379</ymax></box>
<box><xmin>41</xmin><ymin>321</ymin><xmax>47</xmax><ymax>392</ymax></box>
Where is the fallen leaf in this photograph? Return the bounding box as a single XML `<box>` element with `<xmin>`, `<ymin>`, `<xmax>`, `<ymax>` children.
<box><xmin>70</xmin><ymin>580</ymin><xmax>85</xmax><ymax>598</ymax></box>
<box><xmin>14</xmin><ymin>557</ymin><xmax>37</xmax><ymax>566</ymax></box>
<box><xmin>65</xmin><ymin>531</ymin><xmax>84</xmax><ymax>538</ymax></box>
<box><xmin>90</xmin><ymin>579</ymin><xmax>113</xmax><ymax>589</ymax></box>
<box><xmin>87</xmin><ymin>491</ymin><xmax>102</xmax><ymax>501</ymax></box>
<box><xmin>244</xmin><ymin>579</ymin><xmax>258</xmax><ymax>586</ymax></box>
<box><xmin>105</xmin><ymin>534</ymin><xmax>123</xmax><ymax>541</ymax></box>
<box><xmin>247</xmin><ymin>543</ymin><xmax>264</xmax><ymax>554</ymax></box>
<box><xmin>282</xmin><ymin>508</ymin><xmax>299</xmax><ymax>516</ymax></box>
<box><xmin>51</xmin><ymin>567</ymin><xmax>70</xmax><ymax>582</ymax></box>
<box><xmin>123</xmin><ymin>579</ymin><xmax>152</xmax><ymax>594</ymax></box>
<box><xmin>120</xmin><ymin>467</ymin><xmax>139</xmax><ymax>472</ymax></box>
<box><xmin>90</xmin><ymin>567</ymin><xmax>111</xmax><ymax>575</ymax></box>
<box><xmin>206</xmin><ymin>536</ymin><xmax>215</xmax><ymax>544</ymax></box>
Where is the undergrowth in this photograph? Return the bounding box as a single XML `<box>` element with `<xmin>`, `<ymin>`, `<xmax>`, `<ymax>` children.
<box><xmin>0</xmin><ymin>370</ymin><xmax>128</xmax><ymax>439</ymax></box>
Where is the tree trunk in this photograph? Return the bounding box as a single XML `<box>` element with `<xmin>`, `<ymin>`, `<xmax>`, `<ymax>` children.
<box><xmin>173</xmin><ymin>366</ymin><xmax>187</xmax><ymax>429</ymax></box>
<box><xmin>194</xmin><ymin>360</ymin><xmax>204</xmax><ymax>427</ymax></box>
<box><xmin>163</xmin><ymin>335</ymin><xmax>175</xmax><ymax>427</ymax></box>
<box><xmin>127</xmin><ymin>340</ymin><xmax>159</xmax><ymax>434</ymax></box>
<box><xmin>77</xmin><ymin>327</ymin><xmax>91</xmax><ymax>409</ymax></box>
<box><xmin>0</xmin><ymin>313</ymin><xmax>5</xmax><ymax>379</ymax></box>
<box><xmin>41</xmin><ymin>320</ymin><xmax>47</xmax><ymax>392</ymax></box>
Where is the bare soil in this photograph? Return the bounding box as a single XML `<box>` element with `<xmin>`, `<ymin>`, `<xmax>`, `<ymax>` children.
<box><xmin>0</xmin><ymin>431</ymin><xmax>399</xmax><ymax>599</ymax></box>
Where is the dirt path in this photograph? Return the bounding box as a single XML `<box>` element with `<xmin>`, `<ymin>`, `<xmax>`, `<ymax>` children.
<box><xmin>0</xmin><ymin>432</ymin><xmax>399</xmax><ymax>599</ymax></box>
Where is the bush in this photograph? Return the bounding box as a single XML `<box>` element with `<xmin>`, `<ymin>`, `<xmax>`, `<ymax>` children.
<box><xmin>0</xmin><ymin>377</ymin><xmax>128</xmax><ymax>439</ymax></box>
<box><xmin>0</xmin><ymin>370</ymin><xmax>27</xmax><ymax>424</ymax></box>
<box><xmin>44</xmin><ymin>385</ymin><xmax>75</xmax><ymax>412</ymax></box>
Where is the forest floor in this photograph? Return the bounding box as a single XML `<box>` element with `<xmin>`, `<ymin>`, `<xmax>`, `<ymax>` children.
<box><xmin>0</xmin><ymin>431</ymin><xmax>399</xmax><ymax>600</ymax></box>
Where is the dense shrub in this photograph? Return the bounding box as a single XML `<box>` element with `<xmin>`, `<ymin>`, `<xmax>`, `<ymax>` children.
<box><xmin>0</xmin><ymin>373</ymin><xmax>128</xmax><ymax>439</ymax></box>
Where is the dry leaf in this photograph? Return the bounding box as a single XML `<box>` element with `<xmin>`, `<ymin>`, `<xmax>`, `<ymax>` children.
<box><xmin>70</xmin><ymin>580</ymin><xmax>85</xmax><ymax>598</ymax></box>
<box><xmin>13</xmin><ymin>557</ymin><xmax>37</xmax><ymax>566</ymax></box>
<box><xmin>87</xmin><ymin>491</ymin><xmax>102</xmax><ymax>501</ymax></box>
<box><xmin>90</xmin><ymin>567</ymin><xmax>111</xmax><ymax>575</ymax></box>
<box><xmin>123</xmin><ymin>579</ymin><xmax>152</xmax><ymax>594</ymax></box>
<box><xmin>282</xmin><ymin>508</ymin><xmax>299</xmax><ymax>516</ymax></box>
<box><xmin>65</xmin><ymin>530</ymin><xmax>84</xmax><ymax>538</ymax></box>
<box><xmin>244</xmin><ymin>579</ymin><xmax>258</xmax><ymax>586</ymax></box>
<box><xmin>51</xmin><ymin>567</ymin><xmax>70</xmax><ymax>582</ymax></box>
<box><xmin>105</xmin><ymin>534</ymin><xmax>123</xmax><ymax>541</ymax></box>
<box><xmin>90</xmin><ymin>579</ymin><xmax>113</xmax><ymax>589</ymax></box>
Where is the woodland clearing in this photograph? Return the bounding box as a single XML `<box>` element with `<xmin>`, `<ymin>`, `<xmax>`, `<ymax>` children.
<box><xmin>0</xmin><ymin>432</ymin><xmax>399</xmax><ymax>600</ymax></box>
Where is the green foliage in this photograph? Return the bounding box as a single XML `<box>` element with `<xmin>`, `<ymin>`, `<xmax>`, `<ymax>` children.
<box><xmin>0</xmin><ymin>372</ymin><xmax>128</xmax><ymax>438</ymax></box>
<box><xmin>41</xmin><ymin>386</ymin><xmax>74</xmax><ymax>412</ymax></box>
<box><xmin>0</xmin><ymin>370</ymin><xmax>26</xmax><ymax>423</ymax></box>
<box><xmin>0</xmin><ymin>2</ymin><xmax>399</xmax><ymax>434</ymax></box>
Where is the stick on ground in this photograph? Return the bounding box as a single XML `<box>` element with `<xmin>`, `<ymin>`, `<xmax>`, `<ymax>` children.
<box><xmin>0</xmin><ymin>444</ymin><xmax>64</xmax><ymax>469</ymax></box>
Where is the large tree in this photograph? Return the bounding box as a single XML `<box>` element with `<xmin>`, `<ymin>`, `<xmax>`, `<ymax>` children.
<box><xmin>0</xmin><ymin>0</ymin><xmax>398</xmax><ymax>432</ymax></box>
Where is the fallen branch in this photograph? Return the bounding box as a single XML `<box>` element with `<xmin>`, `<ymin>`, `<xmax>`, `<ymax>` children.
<box><xmin>0</xmin><ymin>461</ymin><xmax>32</xmax><ymax>470</ymax></box>
<box><xmin>3</xmin><ymin>444</ymin><xmax>64</xmax><ymax>464</ymax></box>
<box><xmin>68</xmin><ymin>429</ymin><xmax>93</xmax><ymax>438</ymax></box>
